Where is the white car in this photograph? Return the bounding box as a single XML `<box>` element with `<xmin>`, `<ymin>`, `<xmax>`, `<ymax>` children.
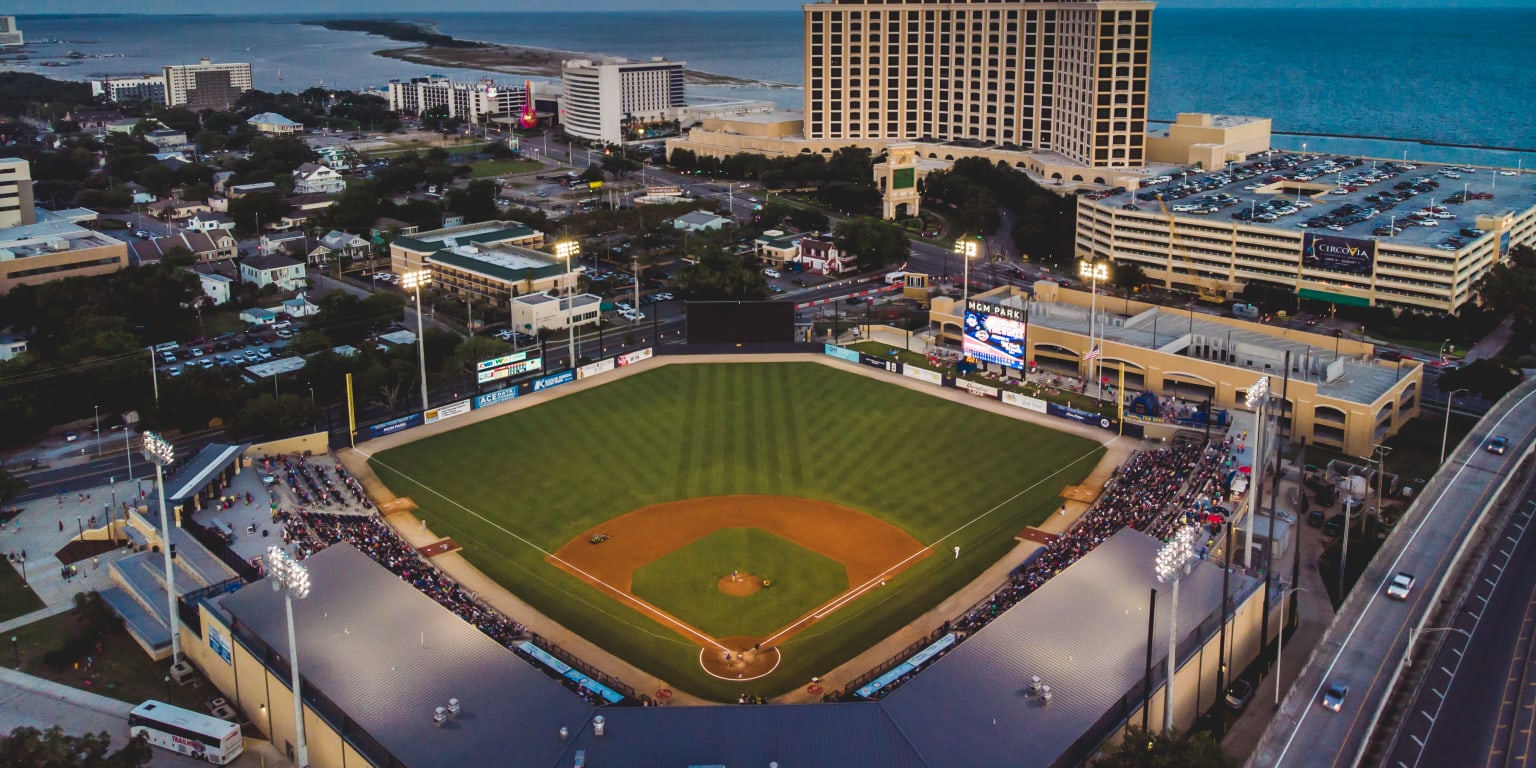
<box><xmin>1385</xmin><ymin>572</ymin><xmax>1415</xmax><ymax>600</ymax></box>
<box><xmin>763</xmin><ymin>268</ymin><xmax>782</xmax><ymax>279</ymax></box>
<box><xmin>618</xmin><ymin>308</ymin><xmax>646</xmax><ymax>321</ymax></box>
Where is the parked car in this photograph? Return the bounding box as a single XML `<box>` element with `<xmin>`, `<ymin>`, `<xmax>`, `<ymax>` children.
<box><xmin>1323</xmin><ymin>514</ymin><xmax>1345</xmax><ymax>538</ymax></box>
<box><xmin>1320</xmin><ymin>682</ymin><xmax>1349</xmax><ymax>712</ymax></box>
<box><xmin>1385</xmin><ymin>572</ymin><xmax>1415</xmax><ymax>600</ymax></box>
<box><xmin>1307</xmin><ymin>508</ymin><xmax>1325</xmax><ymax>527</ymax></box>
<box><xmin>1224</xmin><ymin>679</ymin><xmax>1253</xmax><ymax>711</ymax></box>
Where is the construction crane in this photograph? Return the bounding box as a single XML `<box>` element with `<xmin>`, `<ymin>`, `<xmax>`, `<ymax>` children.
<box><xmin>1155</xmin><ymin>194</ymin><xmax>1226</xmax><ymax>304</ymax></box>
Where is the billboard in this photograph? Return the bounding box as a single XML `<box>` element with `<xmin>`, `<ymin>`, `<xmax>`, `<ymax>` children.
<box><xmin>578</xmin><ymin>358</ymin><xmax>616</xmax><ymax>379</ymax></box>
<box><xmin>424</xmin><ymin>399</ymin><xmax>472</xmax><ymax>425</ymax></box>
<box><xmin>962</xmin><ymin>300</ymin><xmax>1028</xmax><ymax>370</ymax></box>
<box><xmin>687</xmin><ymin>301</ymin><xmax>795</xmax><ymax>344</ymax></box>
<box><xmin>474</xmin><ymin>386</ymin><xmax>519</xmax><ymax>409</ymax></box>
<box><xmin>616</xmin><ymin>348</ymin><xmax>653</xmax><ymax>367</ymax></box>
<box><xmin>363</xmin><ymin>413</ymin><xmax>423</xmax><ymax>441</ymax></box>
<box><xmin>1302</xmin><ymin>233</ymin><xmax>1376</xmax><ymax>276</ymax></box>
<box><xmin>530</xmin><ymin>370</ymin><xmax>575</xmax><ymax>392</ymax></box>
<box><xmin>476</xmin><ymin>351</ymin><xmax>543</xmax><ymax>384</ymax></box>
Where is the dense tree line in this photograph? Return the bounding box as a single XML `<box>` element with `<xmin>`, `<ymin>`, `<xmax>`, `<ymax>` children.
<box><xmin>669</xmin><ymin>146</ymin><xmax>882</xmax><ymax>216</ymax></box>
<box><xmin>922</xmin><ymin>157</ymin><xmax>1077</xmax><ymax>267</ymax></box>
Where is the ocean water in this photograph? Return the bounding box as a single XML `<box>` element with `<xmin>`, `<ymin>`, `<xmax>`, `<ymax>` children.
<box><xmin>6</xmin><ymin>9</ymin><xmax>1535</xmax><ymax>165</ymax></box>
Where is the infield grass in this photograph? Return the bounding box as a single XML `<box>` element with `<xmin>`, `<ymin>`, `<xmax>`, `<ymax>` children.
<box><xmin>369</xmin><ymin>361</ymin><xmax>1103</xmax><ymax>700</ymax></box>
<box><xmin>631</xmin><ymin>528</ymin><xmax>849</xmax><ymax>638</ymax></box>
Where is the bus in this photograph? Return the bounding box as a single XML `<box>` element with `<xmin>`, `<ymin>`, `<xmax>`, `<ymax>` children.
<box><xmin>129</xmin><ymin>700</ymin><xmax>244</xmax><ymax>765</ymax></box>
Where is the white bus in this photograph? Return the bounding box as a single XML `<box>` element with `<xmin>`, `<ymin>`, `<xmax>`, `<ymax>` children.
<box><xmin>129</xmin><ymin>700</ymin><xmax>244</xmax><ymax>765</ymax></box>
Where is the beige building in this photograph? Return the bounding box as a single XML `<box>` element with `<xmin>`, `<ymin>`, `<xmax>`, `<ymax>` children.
<box><xmin>932</xmin><ymin>282</ymin><xmax>1423</xmax><ymax>457</ymax></box>
<box><xmin>163</xmin><ymin>57</ymin><xmax>253</xmax><ymax>111</ymax></box>
<box><xmin>386</xmin><ymin>75</ymin><xmax>529</xmax><ymax>122</ymax></box>
<box><xmin>390</xmin><ymin>221</ymin><xmax>570</xmax><ymax>304</ymax></box>
<box><xmin>0</xmin><ymin>219</ymin><xmax>129</xmax><ymax>294</ymax></box>
<box><xmin>1146</xmin><ymin>113</ymin><xmax>1272</xmax><ymax>169</ymax></box>
<box><xmin>560</xmin><ymin>57</ymin><xmax>686</xmax><ymax>144</ymax></box>
<box><xmin>802</xmin><ymin>0</ymin><xmax>1152</xmax><ymax>169</ymax></box>
<box><xmin>511</xmin><ymin>290</ymin><xmax>603</xmax><ymax>333</ymax></box>
<box><xmin>0</xmin><ymin>158</ymin><xmax>36</xmax><ymax>229</ymax></box>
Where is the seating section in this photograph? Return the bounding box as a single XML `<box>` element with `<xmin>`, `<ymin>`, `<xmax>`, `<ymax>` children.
<box><xmin>99</xmin><ymin>586</ymin><xmax>171</xmax><ymax>652</ymax></box>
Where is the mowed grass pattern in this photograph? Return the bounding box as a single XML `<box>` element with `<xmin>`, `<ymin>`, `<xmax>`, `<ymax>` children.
<box><xmin>631</xmin><ymin>528</ymin><xmax>850</xmax><ymax>638</ymax></box>
<box><xmin>370</xmin><ymin>362</ymin><xmax>1103</xmax><ymax>699</ymax></box>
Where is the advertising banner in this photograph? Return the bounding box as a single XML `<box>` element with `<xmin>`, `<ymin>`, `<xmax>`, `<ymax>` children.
<box><xmin>962</xmin><ymin>300</ymin><xmax>1028</xmax><ymax>370</ymax></box>
<box><xmin>530</xmin><ymin>370</ymin><xmax>575</xmax><ymax>392</ymax></box>
<box><xmin>902</xmin><ymin>366</ymin><xmax>943</xmax><ymax>385</ymax></box>
<box><xmin>1002</xmin><ymin>391</ymin><xmax>1049</xmax><ymax>413</ymax></box>
<box><xmin>1046</xmin><ymin>402</ymin><xmax>1123</xmax><ymax>433</ymax></box>
<box><xmin>208</xmin><ymin>626</ymin><xmax>232</xmax><ymax>665</ymax></box>
<box><xmin>617</xmin><ymin>348</ymin><xmax>654</xmax><ymax>367</ymax></box>
<box><xmin>423</xmin><ymin>398</ymin><xmax>472</xmax><ymax>425</ymax></box>
<box><xmin>955</xmin><ymin>379</ymin><xmax>999</xmax><ymax>399</ymax></box>
<box><xmin>1302</xmin><ymin>233</ymin><xmax>1376</xmax><ymax>276</ymax></box>
<box><xmin>823</xmin><ymin>344</ymin><xmax>860</xmax><ymax>364</ymax></box>
<box><xmin>859</xmin><ymin>352</ymin><xmax>901</xmax><ymax>373</ymax></box>
<box><xmin>363</xmin><ymin>412</ymin><xmax>423</xmax><ymax>441</ymax></box>
<box><xmin>476</xmin><ymin>352</ymin><xmax>542</xmax><ymax>384</ymax></box>
<box><xmin>474</xmin><ymin>386</ymin><xmax>519</xmax><ymax>409</ymax></box>
<box><xmin>578</xmin><ymin>358</ymin><xmax>617</xmax><ymax>379</ymax></box>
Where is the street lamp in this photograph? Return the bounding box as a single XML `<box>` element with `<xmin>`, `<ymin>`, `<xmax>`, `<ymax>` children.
<box><xmin>1274</xmin><ymin>586</ymin><xmax>1306</xmax><ymax>707</ymax></box>
<box><xmin>555</xmin><ymin>240</ymin><xmax>581</xmax><ymax>367</ymax></box>
<box><xmin>267</xmin><ymin>545</ymin><xmax>311</xmax><ymax>768</ymax></box>
<box><xmin>1440</xmin><ymin>388</ymin><xmax>1468</xmax><ymax>464</ymax></box>
<box><xmin>1079</xmin><ymin>260</ymin><xmax>1109</xmax><ymax>399</ymax></box>
<box><xmin>1405</xmin><ymin>625</ymin><xmax>1471</xmax><ymax>668</ymax></box>
<box><xmin>93</xmin><ymin>405</ymin><xmax>101</xmax><ymax>458</ymax></box>
<box><xmin>1243</xmin><ymin>375</ymin><xmax>1271</xmax><ymax>568</ymax></box>
<box><xmin>141</xmin><ymin>431</ymin><xmax>181</xmax><ymax>664</ymax></box>
<box><xmin>1154</xmin><ymin>525</ymin><xmax>1198</xmax><ymax>732</ymax></box>
<box><xmin>399</xmin><ymin>269</ymin><xmax>432</xmax><ymax>413</ymax></box>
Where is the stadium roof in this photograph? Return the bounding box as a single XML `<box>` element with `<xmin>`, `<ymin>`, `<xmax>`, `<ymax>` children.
<box><xmin>879</xmin><ymin>528</ymin><xmax>1255</xmax><ymax>768</ymax></box>
<box><xmin>165</xmin><ymin>442</ymin><xmax>248</xmax><ymax>506</ymax></box>
<box><xmin>218</xmin><ymin>543</ymin><xmax>597</xmax><ymax>768</ymax></box>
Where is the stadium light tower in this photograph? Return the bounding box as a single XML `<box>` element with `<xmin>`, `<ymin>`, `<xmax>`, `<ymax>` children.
<box><xmin>1243</xmin><ymin>375</ymin><xmax>1271</xmax><ymax>567</ymax></box>
<box><xmin>141</xmin><ymin>431</ymin><xmax>181</xmax><ymax>664</ymax></box>
<box><xmin>954</xmin><ymin>235</ymin><xmax>982</xmax><ymax>318</ymax></box>
<box><xmin>555</xmin><ymin>240</ymin><xmax>581</xmax><ymax>368</ymax></box>
<box><xmin>267</xmin><ymin>545</ymin><xmax>312</xmax><ymax>768</ymax></box>
<box><xmin>400</xmin><ymin>269</ymin><xmax>433</xmax><ymax>413</ymax></box>
<box><xmin>1078</xmin><ymin>260</ymin><xmax>1110</xmax><ymax>399</ymax></box>
<box><xmin>1154</xmin><ymin>525</ymin><xmax>1198</xmax><ymax>732</ymax></box>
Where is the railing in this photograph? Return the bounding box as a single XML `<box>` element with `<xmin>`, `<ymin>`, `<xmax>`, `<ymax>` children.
<box><xmin>521</xmin><ymin>631</ymin><xmax>637</xmax><ymax>703</ymax></box>
<box><xmin>183</xmin><ymin>520</ymin><xmax>262</xmax><ymax>582</ymax></box>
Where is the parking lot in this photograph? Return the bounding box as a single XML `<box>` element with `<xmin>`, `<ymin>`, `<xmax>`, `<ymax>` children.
<box><xmin>156</xmin><ymin>328</ymin><xmax>295</xmax><ymax>378</ymax></box>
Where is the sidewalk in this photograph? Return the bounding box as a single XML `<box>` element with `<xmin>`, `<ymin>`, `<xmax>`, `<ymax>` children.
<box><xmin>2</xmin><ymin>477</ymin><xmax>146</xmax><ymax>612</ymax></box>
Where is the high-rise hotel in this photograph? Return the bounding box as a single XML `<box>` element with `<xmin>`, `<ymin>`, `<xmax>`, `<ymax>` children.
<box><xmin>803</xmin><ymin>0</ymin><xmax>1152</xmax><ymax>168</ymax></box>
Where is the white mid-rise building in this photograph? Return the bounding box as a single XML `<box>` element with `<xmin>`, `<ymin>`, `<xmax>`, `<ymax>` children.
<box><xmin>0</xmin><ymin>17</ymin><xmax>22</xmax><ymax>47</ymax></box>
<box><xmin>91</xmin><ymin>75</ymin><xmax>168</xmax><ymax>104</ymax></box>
<box><xmin>163</xmin><ymin>57</ymin><xmax>253</xmax><ymax>111</ymax></box>
<box><xmin>386</xmin><ymin>76</ymin><xmax>529</xmax><ymax>121</ymax></box>
<box><xmin>0</xmin><ymin>158</ymin><xmax>36</xmax><ymax>229</ymax></box>
<box><xmin>560</xmin><ymin>57</ymin><xmax>686</xmax><ymax>144</ymax></box>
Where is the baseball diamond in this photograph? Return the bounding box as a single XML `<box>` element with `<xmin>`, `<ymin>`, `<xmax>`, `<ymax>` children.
<box><xmin>366</xmin><ymin>361</ymin><xmax>1104</xmax><ymax>700</ymax></box>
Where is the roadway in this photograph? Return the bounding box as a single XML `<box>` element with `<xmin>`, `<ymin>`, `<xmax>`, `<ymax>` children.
<box><xmin>1381</xmin><ymin>489</ymin><xmax>1536</xmax><ymax>768</ymax></box>
<box><xmin>1249</xmin><ymin>379</ymin><xmax>1536</xmax><ymax>767</ymax></box>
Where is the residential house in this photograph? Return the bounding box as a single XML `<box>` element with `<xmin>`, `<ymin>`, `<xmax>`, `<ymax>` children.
<box><xmin>145</xmin><ymin>198</ymin><xmax>210</xmax><ymax>221</ymax></box>
<box><xmin>207</xmin><ymin>195</ymin><xmax>228</xmax><ymax>213</ymax></box>
<box><xmin>673</xmin><ymin>210</ymin><xmax>732</xmax><ymax>232</ymax></box>
<box><xmin>260</xmin><ymin>232</ymin><xmax>308</xmax><ymax>257</ymax></box>
<box><xmin>239</xmin><ymin>254</ymin><xmax>307</xmax><ymax>291</ymax></box>
<box><xmin>228</xmin><ymin>182</ymin><xmax>278</xmax><ymax>199</ymax></box>
<box><xmin>247</xmin><ymin>112</ymin><xmax>303</xmax><ymax>136</ymax></box>
<box><xmin>212</xmin><ymin>171</ymin><xmax>235</xmax><ymax>193</ymax></box>
<box><xmin>124</xmin><ymin>182</ymin><xmax>156</xmax><ymax>205</ymax></box>
<box><xmin>0</xmin><ymin>335</ymin><xmax>27</xmax><ymax>361</ymax></box>
<box><xmin>190</xmin><ymin>261</ymin><xmax>237</xmax><ymax>305</ymax></box>
<box><xmin>128</xmin><ymin>231</ymin><xmax>236</xmax><ymax>265</ymax></box>
<box><xmin>797</xmin><ymin>235</ymin><xmax>856</xmax><ymax>275</ymax></box>
<box><xmin>308</xmin><ymin>230</ymin><xmax>370</xmax><ymax>266</ymax></box>
<box><xmin>104</xmin><ymin>118</ymin><xmax>146</xmax><ymax>135</ymax></box>
<box><xmin>186</xmin><ymin>212</ymin><xmax>235</xmax><ymax>232</ymax></box>
<box><xmin>276</xmin><ymin>295</ymin><xmax>319</xmax><ymax>318</ymax></box>
<box><xmin>292</xmin><ymin>163</ymin><xmax>346</xmax><ymax>196</ymax></box>
<box><xmin>145</xmin><ymin>129</ymin><xmax>188</xmax><ymax>149</ymax></box>
<box><xmin>371</xmin><ymin>217</ymin><xmax>419</xmax><ymax>242</ymax></box>
<box><xmin>64</xmin><ymin>109</ymin><xmax>126</xmax><ymax>132</ymax></box>
<box><xmin>753</xmin><ymin>230</ymin><xmax>803</xmax><ymax>268</ymax></box>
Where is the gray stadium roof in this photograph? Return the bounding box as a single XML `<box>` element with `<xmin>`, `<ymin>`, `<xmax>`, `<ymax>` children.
<box><xmin>217</xmin><ymin>543</ymin><xmax>597</xmax><ymax>768</ymax></box>
<box><xmin>881</xmin><ymin>528</ymin><xmax>1256</xmax><ymax>768</ymax></box>
<box><xmin>217</xmin><ymin>532</ymin><xmax>1251</xmax><ymax>768</ymax></box>
<box><xmin>165</xmin><ymin>442</ymin><xmax>248</xmax><ymax>506</ymax></box>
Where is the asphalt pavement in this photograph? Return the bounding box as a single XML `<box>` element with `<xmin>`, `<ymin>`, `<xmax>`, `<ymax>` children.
<box><xmin>1249</xmin><ymin>378</ymin><xmax>1536</xmax><ymax>767</ymax></box>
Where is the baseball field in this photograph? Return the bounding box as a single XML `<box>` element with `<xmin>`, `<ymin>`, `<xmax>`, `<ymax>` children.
<box><xmin>367</xmin><ymin>361</ymin><xmax>1103</xmax><ymax>700</ymax></box>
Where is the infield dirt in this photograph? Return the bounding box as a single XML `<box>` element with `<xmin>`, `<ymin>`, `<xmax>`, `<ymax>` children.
<box><xmin>549</xmin><ymin>495</ymin><xmax>931</xmax><ymax>651</ymax></box>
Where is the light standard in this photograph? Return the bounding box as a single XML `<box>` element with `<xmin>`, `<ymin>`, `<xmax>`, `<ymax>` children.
<box><xmin>1438</xmin><ymin>338</ymin><xmax>1454</xmax><ymax>365</ymax></box>
<box><xmin>267</xmin><ymin>545</ymin><xmax>311</xmax><ymax>768</ymax></box>
<box><xmin>93</xmin><ymin>405</ymin><xmax>101</xmax><ymax>458</ymax></box>
<box><xmin>955</xmin><ymin>235</ymin><xmax>980</xmax><ymax>330</ymax></box>
<box><xmin>1405</xmin><ymin>626</ymin><xmax>1470</xmax><ymax>668</ymax></box>
<box><xmin>1244</xmin><ymin>375</ymin><xmax>1271</xmax><ymax>567</ymax></box>
<box><xmin>1440</xmin><ymin>388</ymin><xmax>1468</xmax><ymax>464</ymax></box>
<box><xmin>400</xmin><ymin>269</ymin><xmax>432</xmax><ymax>413</ymax></box>
<box><xmin>1154</xmin><ymin>526</ymin><xmax>1198</xmax><ymax>732</ymax></box>
<box><xmin>1078</xmin><ymin>260</ymin><xmax>1109</xmax><ymax>398</ymax></box>
<box><xmin>142</xmin><ymin>431</ymin><xmax>181</xmax><ymax>664</ymax></box>
<box><xmin>1274</xmin><ymin>586</ymin><xmax>1306</xmax><ymax>707</ymax></box>
<box><xmin>555</xmin><ymin>240</ymin><xmax>581</xmax><ymax>366</ymax></box>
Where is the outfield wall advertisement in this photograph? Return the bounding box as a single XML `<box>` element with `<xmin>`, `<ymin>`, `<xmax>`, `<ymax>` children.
<box><xmin>474</xmin><ymin>387</ymin><xmax>520</xmax><ymax>409</ymax></box>
<box><xmin>578</xmin><ymin>359</ymin><xmax>616</xmax><ymax>379</ymax></box>
<box><xmin>424</xmin><ymin>399</ymin><xmax>472</xmax><ymax>425</ymax></box>
<box><xmin>476</xmin><ymin>351</ymin><xmax>543</xmax><ymax>384</ymax></box>
<box><xmin>962</xmin><ymin>300</ymin><xmax>1028</xmax><ymax>370</ymax></box>
<box><xmin>616</xmin><ymin>348</ymin><xmax>654</xmax><ymax>367</ymax></box>
<box><xmin>363</xmin><ymin>413</ymin><xmax>423</xmax><ymax>440</ymax></box>
<box><xmin>903</xmin><ymin>366</ymin><xmax>942</xmax><ymax>385</ymax></box>
<box><xmin>1002</xmin><ymin>391</ymin><xmax>1048</xmax><ymax>413</ymax></box>
<box><xmin>1302</xmin><ymin>233</ymin><xmax>1375</xmax><ymax>276</ymax></box>
<box><xmin>955</xmin><ymin>379</ymin><xmax>999</xmax><ymax>398</ymax></box>
<box><xmin>531</xmin><ymin>370</ymin><xmax>576</xmax><ymax>392</ymax></box>
<box><xmin>823</xmin><ymin>344</ymin><xmax>860</xmax><ymax>364</ymax></box>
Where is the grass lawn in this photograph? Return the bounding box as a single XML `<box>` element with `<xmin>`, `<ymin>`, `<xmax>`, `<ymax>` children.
<box><xmin>631</xmin><ymin>528</ymin><xmax>848</xmax><ymax>638</ymax></box>
<box><xmin>9</xmin><ymin>598</ymin><xmax>207</xmax><ymax>710</ymax></box>
<box><xmin>0</xmin><ymin>563</ymin><xmax>45</xmax><ymax>623</ymax></box>
<box><xmin>468</xmin><ymin>159</ymin><xmax>543</xmax><ymax>178</ymax></box>
<box><xmin>371</xmin><ymin>362</ymin><xmax>1101</xmax><ymax>700</ymax></box>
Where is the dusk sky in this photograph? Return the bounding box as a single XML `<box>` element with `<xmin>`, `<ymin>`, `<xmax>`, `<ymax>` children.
<box><xmin>10</xmin><ymin>0</ymin><xmax>1536</xmax><ymax>13</ymax></box>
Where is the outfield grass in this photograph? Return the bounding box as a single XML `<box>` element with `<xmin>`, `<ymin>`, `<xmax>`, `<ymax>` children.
<box><xmin>370</xmin><ymin>362</ymin><xmax>1102</xmax><ymax>699</ymax></box>
<box><xmin>468</xmin><ymin>159</ymin><xmax>543</xmax><ymax>178</ymax></box>
<box><xmin>632</xmin><ymin>528</ymin><xmax>848</xmax><ymax>638</ymax></box>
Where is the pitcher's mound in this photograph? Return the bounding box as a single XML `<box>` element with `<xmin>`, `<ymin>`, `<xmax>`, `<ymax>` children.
<box><xmin>717</xmin><ymin>572</ymin><xmax>764</xmax><ymax>597</ymax></box>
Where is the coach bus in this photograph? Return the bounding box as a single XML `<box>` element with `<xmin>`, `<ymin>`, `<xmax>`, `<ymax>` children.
<box><xmin>129</xmin><ymin>700</ymin><xmax>244</xmax><ymax>764</ymax></box>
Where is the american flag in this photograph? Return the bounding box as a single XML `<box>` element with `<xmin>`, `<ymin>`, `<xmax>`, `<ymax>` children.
<box><xmin>1083</xmin><ymin>345</ymin><xmax>1101</xmax><ymax>361</ymax></box>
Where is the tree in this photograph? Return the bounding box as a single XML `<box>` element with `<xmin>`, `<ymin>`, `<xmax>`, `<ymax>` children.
<box><xmin>0</xmin><ymin>465</ymin><xmax>27</xmax><ymax>507</ymax></box>
<box><xmin>834</xmin><ymin>217</ymin><xmax>910</xmax><ymax>270</ymax></box>
<box><xmin>1113</xmin><ymin>262</ymin><xmax>1150</xmax><ymax>292</ymax></box>
<box><xmin>671</xmin><ymin>246</ymin><xmax>769</xmax><ymax>300</ymax></box>
<box><xmin>577</xmin><ymin>164</ymin><xmax>606</xmax><ymax>184</ymax></box>
<box><xmin>1474</xmin><ymin>245</ymin><xmax>1536</xmax><ymax>335</ymax></box>
<box><xmin>227</xmin><ymin>393</ymin><xmax>324</xmax><ymax>440</ymax></box>
<box><xmin>1437</xmin><ymin>359</ymin><xmax>1522</xmax><ymax>401</ymax></box>
<box><xmin>1092</xmin><ymin>726</ymin><xmax>1236</xmax><ymax>768</ymax></box>
<box><xmin>0</xmin><ymin>726</ymin><xmax>152</xmax><ymax>768</ymax></box>
<box><xmin>445</xmin><ymin>180</ymin><xmax>499</xmax><ymax>223</ymax></box>
<box><xmin>228</xmin><ymin>192</ymin><xmax>291</xmax><ymax>235</ymax></box>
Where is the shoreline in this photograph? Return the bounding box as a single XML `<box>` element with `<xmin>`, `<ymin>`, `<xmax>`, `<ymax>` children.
<box><xmin>375</xmin><ymin>43</ymin><xmax>796</xmax><ymax>90</ymax></box>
